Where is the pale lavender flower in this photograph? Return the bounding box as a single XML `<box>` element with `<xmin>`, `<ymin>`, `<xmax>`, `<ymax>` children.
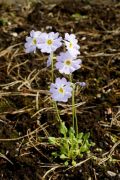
<box><xmin>76</xmin><ymin>82</ymin><xmax>86</xmax><ymax>87</ymax></box>
<box><xmin>79</xmin><ymin>82</ymin><xmax>86</xmax><ymax>87</ymax></box>
<box><xmin>25</xmin><ymin>30</ymin><xmax>41</xmax><ymax>53</ymax></box>
<box><xmin>50</xmin><ymin>77</ymin><xmax>72</xmax><ymax>102</ymax></box>
<box><xmin>64</xmin><ymin>33</ymin><xmax>80</xmax><ymax>57</ymax></box>
<box><xmin>37</xmin><ymin>32</ymin><xmax>62</xmax><ymax>53</ymax></box>
<box><xmin>55</xmin><ymin>51</ymin><xmax>82</xmax><ymax>74</ymax></box>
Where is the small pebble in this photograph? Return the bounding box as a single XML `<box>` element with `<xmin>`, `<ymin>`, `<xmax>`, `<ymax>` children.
<box><xmin>11</xmin><ymin>32</ymin><xmax>18</xmax><ymax>37</ymax></box>
<box><xmin>81</xmin><ymin>36</ymin><xmax>86</xmax><ymax>41</ymax></box>
<box><xmin>46</xmin><ymin>26</ymin><xmax>52</xmax><ymax>30</ymax></box>
<box><xmin>107</xmin><ymin>171</ymin><xmax>116</xmax><ymax>177</ymax></box>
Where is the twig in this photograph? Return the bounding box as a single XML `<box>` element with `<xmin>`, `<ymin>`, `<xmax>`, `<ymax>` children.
<box><xmin>98</xmin><ymin>140</ymin><xmax>120</xmax><ymax>165</ymax></box>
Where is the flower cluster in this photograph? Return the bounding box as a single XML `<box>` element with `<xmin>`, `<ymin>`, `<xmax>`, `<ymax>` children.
<box><xmin>25</xmin><ymin>30</ymin><xmax>84</xmax><ymax>102</ymax></box>
<box><xmin>25</xmin><ymin>31</ymin><xmax>62</xmax><ymax>54</ymax></box>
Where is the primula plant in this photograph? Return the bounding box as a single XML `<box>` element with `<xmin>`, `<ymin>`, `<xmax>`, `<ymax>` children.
<box><xmin>49</xmin><ymin>122</ymin><xmax>94</xmax><ymax>166</ymax></box>
<box><xmin>25</xmin><ymin>30</ymin><xmax>94</xmax><ymax>165</ymax></box>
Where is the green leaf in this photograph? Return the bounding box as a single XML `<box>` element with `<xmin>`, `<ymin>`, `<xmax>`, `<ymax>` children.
<box><xmin>51</xmin><ymin>152</ymin><xmax>58</xmax><ymax>158</ymax></box>
<box><xmin>83</xmin><ymin>133</ymin><xmax>90</xmax><ymax>141</ymax></box>
<box><xmin>71</xmin><ymin>13</ymin><xmax>88</xmax><ymax>20</ymax></box>
<box><xmin>48</xmin><ymin>137</ymin><xmax>56</xmax><ymax>145</ymax></box>
<box><xmin>80</xmin><ymin>144</ymin><xmax>88</xmax><ymax>152</ymax></box>
<box><xmin>71</xmin><ymin>13</ymin><xmax>81</xmax><ymax>19</ymax></box>
<box><xmin>77</xmin><ymin>132</ymin><xmax>84</xmax><ymax>144</ymax></box>
<box><xmin>60</xmin><ymin>154</ymin><xmax>68</xmax><ymax>160</ymax></box>
<box><xmin>69</xmin><ymin>127</ymin><xmax>75</xmax><ymax>137</ymax></box>
<box><xmin>69</xmin><ymin>127</ymin><xmax>75</xmax><ymax>134</ymax></box>
<box><xmin>60</xmin><ymin>122</ymin><xmax>68</xmax><ymax>137</ymax></box>
<box><xmin>64</xmin><ymin>161</ymin><xmax>69</xmax><ymax>166</ymax></box>
<box><xmin>91</xmin><ymin>142</ymin><xmax>95</xmax><ymax>147</ymax></box>
<box><xmin>0</xmin><ymin>18</ymin><xmax>8</xmax><ymax>26</ymax></box>
<box><xmin>78</xmin><ymin>132</ymin><xmax>84</xmax><ymax>139</ymax></box>
<box><xmin>60</xmin><ymin>139</ymin><xmax>69</xmax><ymax>155</ymax></box>
<box><xmin>72</xmin><ymin>160</ymin><xmax>76</xmax><ymax>166</ymax></box>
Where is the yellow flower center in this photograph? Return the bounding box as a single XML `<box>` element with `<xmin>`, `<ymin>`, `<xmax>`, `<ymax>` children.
<box><xmin>47</xmin><ymin>39</ymin><xmax>53</xmax><ymax>45</ymax></box>
<box><xmin>58</xmin><ymin>87</ymin><xmax>64</xmax><ymax>94</ymax></box>
<box><xmin>69</xmin><ymin>42</ymin><xmax>73</xmax><ymax>48</ymax></box>
<box><xmin>33</xmin><ymin>38</ymin><xmax>37</xmax><ymax>45</ymax></box>
<box><xmin>65</xmin><ymin>59</ymin><xmax>71</xmax><ymax>66</ymax></box>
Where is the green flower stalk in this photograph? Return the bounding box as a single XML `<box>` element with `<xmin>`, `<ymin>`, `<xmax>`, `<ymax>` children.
<box><xmin>69</xmin><ymin>75</ymin><xmax>78</xmax><ymax>137</ymax></box>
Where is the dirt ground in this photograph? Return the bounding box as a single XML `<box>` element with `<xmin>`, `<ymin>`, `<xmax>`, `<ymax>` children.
<box><xmin>0</xmin><ymin>0</ymin><xmax>120</xmax><ymax>179</ymax></box>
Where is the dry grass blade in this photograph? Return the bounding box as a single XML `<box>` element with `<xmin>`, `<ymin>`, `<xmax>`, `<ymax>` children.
<box><xmin>27</xmin><ymin>129</ymin><xmax>50</xmax><ymax>160</ymax></box>
<box><xmin>0</xmin><ymin>152</ymin><xmax>13</xmax><ymax>165</ymax></box>
<box><xmin>0</xmin><ymin>125</ymin><xmax>47</xmax><ymax>141</ymax></box>
<box><xmin>0</xmin><ymin>43</ymin><xmax>22</xmax><ymax>57</ymax></box>
<box><xmin>0</xmin><ymin>90</ymin><xmax>49</xmax><ymax>97</ymax></box>
<box><xmin>0</xmin><ymin>107</ymin><xmax>33</xmax><ymax>115</ymax></box>
<box><xmin>7</xmin><ymin>60</ymin><xmax>29</xmax><ymax>75</ymax></box>
<box><xmin>32</xmin><ymin>107</ymin><xmax>53</xmax><ymax>118</ymax></box>
<box><xmin>65</xmin><ymin>156</ymin><xmax>94</xmax><ymax>171</ymax></box>
<box><xmin>42</xmin><ymin>165</ymin><xmax>63</xmax><ymax>180</ymax></box>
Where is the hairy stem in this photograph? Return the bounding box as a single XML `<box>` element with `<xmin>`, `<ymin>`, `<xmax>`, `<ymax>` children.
<box><xmin>50</xmin><ymin>52</ymin><xmax>61</xmax><ymax>122</ymax></box>
<box><xmin>69</xmin><ymin>75</ymin><xmax>78</xmax><ymax>137</ymax></box>
<box><xmin>50</xmin><ymin>52</ymin><xmax>54</xmax><ymax>83</ymax></box>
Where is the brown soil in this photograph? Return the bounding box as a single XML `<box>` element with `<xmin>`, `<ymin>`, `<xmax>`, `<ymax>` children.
<box><xmin>0</xmin><ymin>0</ymin><xmax>120</xmax><ymax>179</ymax></box>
